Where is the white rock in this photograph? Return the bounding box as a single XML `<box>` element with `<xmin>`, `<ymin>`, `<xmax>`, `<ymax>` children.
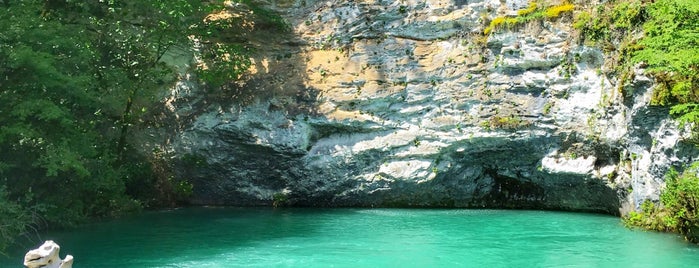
<box><xmin>150</xmin><ymin>0</ymin><xmax>698</xmax><ymax>213</ymax></box>
<box><xmin>24</xmin><ymin>241</ymin><xmax>73</xmax><ymax>268</ymax></box>
<box><xmin>379</xmin><ymin>160</ymin><xmax>433</xmax><ymax>180</ymax></box>
<box><xmin>542</xmin><ymin>152</ymin><xmax>596</xmax><ymax>175</ymax></box>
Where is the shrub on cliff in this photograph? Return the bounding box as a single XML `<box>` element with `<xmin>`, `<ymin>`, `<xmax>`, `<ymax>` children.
<box><xmin>625</xmin><ymin>163</ymin><xmax>699</xmax><ymax>243</ymax></box>
<box><xmin>576</xmin><ymin>0</ymin><xmax>698</xmax><ymax>133</ymax></box>
<box><xmin>659</xmin><ymin>164</ymin><xmax>699</xmax><ymax>242</ymax></box>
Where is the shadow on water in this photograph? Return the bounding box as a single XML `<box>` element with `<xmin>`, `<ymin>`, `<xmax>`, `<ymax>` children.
<box><xmin>0</xmin><ymin>207</ymin><xmax>354</xmax><ymax>267</ymax></box>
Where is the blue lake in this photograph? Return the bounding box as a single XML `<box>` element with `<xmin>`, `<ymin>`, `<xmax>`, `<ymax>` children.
<box><xmin>3</xmin><ymin>207</ymin><xmax>699</xmax><ymax>267</ymax></box>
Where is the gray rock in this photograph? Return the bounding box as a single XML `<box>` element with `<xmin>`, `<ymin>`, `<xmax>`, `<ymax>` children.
<box><xmin>145</xmin><ymin>0</ymin><xmax>697</xmax><ymax>215</ymax></box>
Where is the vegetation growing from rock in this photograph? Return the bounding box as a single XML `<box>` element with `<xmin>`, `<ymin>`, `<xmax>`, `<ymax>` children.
<box><xmin>575</xmin><ymin>0</ymin><xmax>698</xmax><ymax>132</ymax></box>
<box><xmin>483</xmin><ymin>1</ymin><xmax>575</xmax><ymax>35</ymax></box>
<box><xmin>632</xmin><ymin>0</ymin><xmax>699</xmax><ymax>139</ymax></box>
<box><xmin>625</xmin><ymin>163</ymin><xmax>699</xmax><ymax>243</ymax></box>
<box><xmin>579</xmin><ymin>0</ymin><xmax>699</xmax><ymax>241</ymax></box>
<box><xmin>479</xmin><ymin>0</ymin><xmax>699</xmax><ymax>243</ymax></box>
<box><xmin>481</xmin><ymin>115</ymin><xmax>530</xmax><ymax>131</ymax></box>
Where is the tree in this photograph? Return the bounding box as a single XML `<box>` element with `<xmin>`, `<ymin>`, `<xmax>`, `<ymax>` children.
<box><xmin>0</xmin><ymin>0</ymin><xmax>129</xmax><ymax>220</ymax></box>
<box><xmin>0</xmin><ymin>0</ymin><xmax>262</xmax><ymax>252</ymax></box>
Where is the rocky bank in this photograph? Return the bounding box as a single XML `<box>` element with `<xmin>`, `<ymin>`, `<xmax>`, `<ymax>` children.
<box><xmin>145</xmin><ymin>0</ymin><xmax>697</xmax><ymax>215</ymax></box>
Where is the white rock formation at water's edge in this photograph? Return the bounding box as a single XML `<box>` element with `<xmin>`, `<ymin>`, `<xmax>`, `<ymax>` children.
<box><xmin>23</xmin><ymin>241</ymin><xmax>73</xmax><ymax>268</ymax></box>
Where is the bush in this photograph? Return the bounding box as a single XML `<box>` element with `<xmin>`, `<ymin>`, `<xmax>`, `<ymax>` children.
<box><xmin>575</xmin><ymin>0</ymin><xmax>644</xmax><ymax>45</ymax></box>
<box><xmin>625</xmin><ymin>163</ymin><xmax>699</xmax><ymax>243</ymax></box>
<box><xmin>572</xmin><ymin>11</ymin><xmax>591</xmax><ymax>29</ymax></box>
<box><xmin>632</xmin><ymin>0</ymin><xmax>699</xmax><ymax>110</ymax></box>
<box><xmin>624</xmin><ymin>200</ymin><xmax>671</xmax><ymax>232</ymax></box>
<box><xmin>660</xmin><ymin>164</ymin><xmax>699</xmax><ymax>242</ymax></box>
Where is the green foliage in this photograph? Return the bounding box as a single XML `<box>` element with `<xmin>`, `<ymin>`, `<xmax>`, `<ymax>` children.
<box><xmin>575</xmin><ymin>0</ymin><xmax>645</xmax><ymax>45</ymax></box>
<box><xmin>0</xmin><ymin>0</ymin><xmax>266</xmax><ymax>253</ymax></box>
<box><xmin>578</xmin><ymin>0</ymin><xmax>699</xmax><ymax>144</ymax></box>
<box><xmin>191</xmin><ymin>0</ymin><xmax>289</xmax><ymax>88</ymax></box>
<box><xmin>196</xmin><ymin>44</ymin><xmax>252</xmax><ymax>88</ymax></box>
<box><xmin>272</xmin><ymin>192</ymin><xmax>289</xmax><ymax>207</ymax></box>
<box><xmin>517</xmin><ymin>2</ymin><xmax>537</xmax><ymax>17</ymax></box>
<box><xmin>413</xmin><ymin>138</ymin><xmax>421</xmax><ymax>147</ymax></box>
<box><xmin>624</xmin><ymin>200</ymin><xmax>671</xmax><ymax>231</ymax></box>
<box><xmin>631</xmin><ymin>0</ymin><xmax>699</xmax><ymax>107</ymax></box>
<box><xmin>175</xmin><ymin>180</ymin><xmax>194</xmax><ymax>200</ymax></box>
<box><xmin>625</xmin><ymin>163</ymin><xmax>699</xmax><ymax>243</ymax></box>
<box><xmin>0</xmin><ymin>0</ymin><xmax>130</xmax><ymax>230</ymax></box>
<box><xmin>572</xmin><ymin>11</ymin><xmax>592</xmax><ymax>30</ymax></box>
<box><xmin>632</xmin><ymin>0</ymin><xmax>699</xmax><ymax>142</ymax></box>
<box><xmin>543</xmin><ymin>102</ymin><xmax>553</xmax><ymax>115</ymax></box>
<box><xmin>660</xmin><ymin>164</ymin><xmax>699</xmax><ymax>242</ymax></box>
<box><xmin>231</xmin><ymin>0</ymin><xmax>290</xmax><ymax>31</ymax></box>
<box><xmin>181</xmin><ymin>153</ymin><xmax>209</xmax><ymax>168</ymax></box>
<box><xmin>671</xmin><ymin>103</ymin><xmax>699</xmax><ymax>128</ymax></box>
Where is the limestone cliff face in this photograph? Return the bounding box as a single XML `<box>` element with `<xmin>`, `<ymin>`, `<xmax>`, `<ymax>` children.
<box><xmin>151</xmin><ymin>0</ymin><xmax>697</xmax><ymax>214</ymax></box>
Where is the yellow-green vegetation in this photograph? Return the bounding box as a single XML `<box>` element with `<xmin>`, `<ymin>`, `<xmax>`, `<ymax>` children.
<box><xmin>625</xmin><ymin>163</ymin><xmax>699</xmax><ymax>243</ymax></box>
<box><xmin>482</xmin><ymin>115</ymin><xmax>530</xmax><ymax>130</ymax></box>
<box><xmin>572</xmin><ymin>10</ymin><xmax>592</xmax><ymax>30</ymax></box>
<box><xmin>573</xmin><ymin>0</ymin><xmax>645</xmax><ymax>47</ymax></box>
<box><xmin>484</xmin><ymin>17</ymin><xmax>507</xmax><ymax>35</ymax></box>
<box><xmin>483</xmin><ymin>1</ymin><xmax>575</xmax><ymax>35</ymax></box>
<box><xmin>517</xmin><ymin>2</ymin><xmax>537</xmax><ymax>16</ymax></box>
<box><xmin>543</xmin><ymin>102</ymin><xmax>553</xmax><ymax>115</ymax></box>
<box><xmin>544</xmin><ymin>4</ymin><xmax>574</xmax><ymax>18</ymax></box>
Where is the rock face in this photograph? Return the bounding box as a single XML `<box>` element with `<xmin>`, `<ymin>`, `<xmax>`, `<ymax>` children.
<box><xmin>149</xmin><ymin>0</ymin><xmax>697</xmax><ymax>215</ymax></box>
<box><xmin>23</xmin><ymin>241</ymin><xmax>73</xmax><ymax>268</ymax></box>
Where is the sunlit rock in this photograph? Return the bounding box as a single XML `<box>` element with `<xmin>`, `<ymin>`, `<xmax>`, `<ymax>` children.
<box><xmin>541</xmin><ymin>152</ymin><xmax>595</xmax><ymax>175</ymax></box>
<box><xmin>144</xmin><ymin>0</ymin><xmax>698</xmax><ymax>215</ymax></box>
<box><xmin>23</xmin><ymin>241</ymin><xmax>73</xmax><ymax>268</ymax></box>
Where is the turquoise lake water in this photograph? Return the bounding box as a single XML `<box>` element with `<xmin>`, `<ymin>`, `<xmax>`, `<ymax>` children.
<box><xmin>3</xmin><ymin>207</ymin><xmax>699</xmax><ymax>267</ymax></box>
